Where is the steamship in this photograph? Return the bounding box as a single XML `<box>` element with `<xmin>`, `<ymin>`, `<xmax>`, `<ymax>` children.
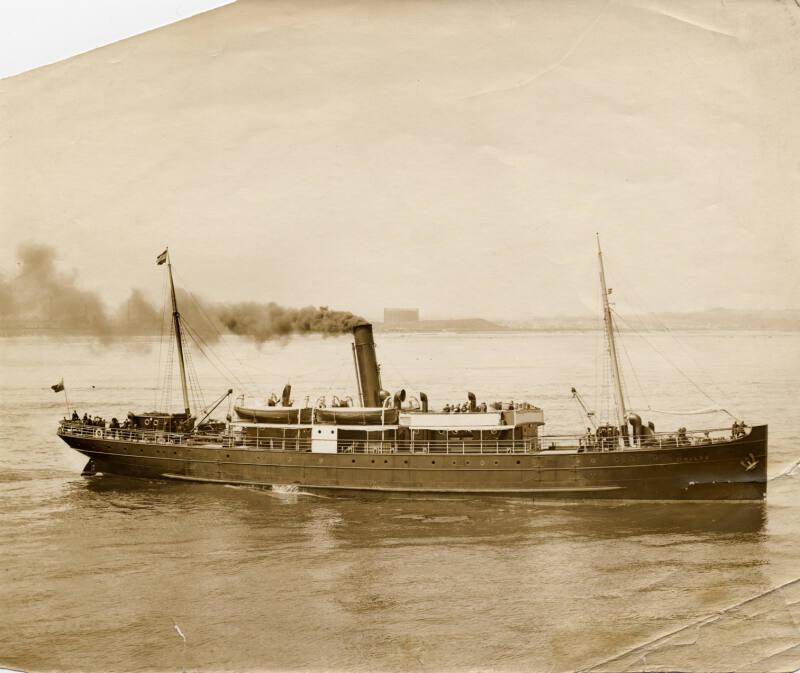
<box><xmin>56</xmin><ymin>243</ymin><xmax>767</xmax><ymax>501</ymax></box>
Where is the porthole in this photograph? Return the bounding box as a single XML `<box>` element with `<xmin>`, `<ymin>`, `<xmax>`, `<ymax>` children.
<box><xmin>466</xmin><ymin>460</ymin><xmax>470</xmax><ymax>465</ymax></box>
<box><xmin>371</xmin><ymin>459</ymin><xmax>375</xmax><ymax>463</ymax></box>
<box><xmin>516</xmin><ymin>460</ymin><xmax>520</xmax><ymax>465</ymax></box>
<box><xmin>403</xmin><ymin>460</ymin><xmax>408</xmax><ymax>464</ymax></box>
<box><xmin>452</xmin><ymin>460</ymin><xmax>456</xmax><ymax>465</ymax></box>
<box><xmin>384</xmin><ymin>460</ymin><xmax>388</xmax><ymax>464</ymax></box>
<box><xmin>494</xmin><ymin>460</ymin><xmax>499</xmax><ymax>465</ymax></box>
<box><xmin>226</xmin><ymin>454</ymin><xmax>230</xmax><ymax>458</ymax></box>
<box><xmin>431</xmin><ymin>460</ymin><xmax>436</xmax><ymax>464</ymax></box>
<box><xmin>351</xmin><ymin>459</ymin><xmax>356</xmax><ymax>463</ymax></box>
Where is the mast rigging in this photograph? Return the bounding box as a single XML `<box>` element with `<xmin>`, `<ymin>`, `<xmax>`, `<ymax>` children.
<box><xmin>596</xmin><ymin>234</ymin><xmax>627</xmax><ymax>440</ymax></box>
<box><xmin>162</xmin><ymin>248</ymin><xmax>191</xmax><ymax>417</ymax></box>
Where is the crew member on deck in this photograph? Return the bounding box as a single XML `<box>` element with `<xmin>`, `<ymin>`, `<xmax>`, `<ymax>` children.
<box><xmin>72</xmin><ymin>410</ymin><xmax>79</xmax><ymax>421</ymax></box>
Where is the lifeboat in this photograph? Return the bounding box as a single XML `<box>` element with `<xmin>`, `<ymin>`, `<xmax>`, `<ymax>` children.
<box><xmin>314</xmin><ymin>407</ymin><xmax>399</xmax><ymax>425</ymax></box>
<box><xmin>234</xmin><ymin>406</ymin><xmax>313</xmax><ymax>424</ymax></box>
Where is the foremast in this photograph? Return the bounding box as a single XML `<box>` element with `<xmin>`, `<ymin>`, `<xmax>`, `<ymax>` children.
<box><xmin>596</xmin><ymin>234</ymin><xmax>627</xmax><ymax>443</ymax></box>
<box><xmin>158</xmin><ymin>248</ymin><xmax>191</xmax><ymax>417</ymax></box>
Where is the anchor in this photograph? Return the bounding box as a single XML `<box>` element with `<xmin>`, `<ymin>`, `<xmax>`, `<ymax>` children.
<box><xmin>740</xmin><ymin>453</ymin><xmax>759</xmax><ymax>472</ymax></box>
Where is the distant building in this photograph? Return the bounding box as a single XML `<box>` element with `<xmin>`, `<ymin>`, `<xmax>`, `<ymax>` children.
<box><xmin>384</xmin><ymin>308</ymin><xmax>419</xmax><ymax>325</ymax></box>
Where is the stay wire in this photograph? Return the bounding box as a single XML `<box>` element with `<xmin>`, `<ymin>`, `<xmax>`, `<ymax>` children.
<box><xmin>181</xmin><ymin>318</ymin><xmax>252</xmax><ymax>397</ymax></box>
<box><xmin>160</xmin><ymin>322</ymin><xmax>175</xmax><ymax>412</ymax></box>
<box><xmin>611</xmin><ymin>310</ymin><xmax>729</xmax><ymax>411</ymax></box>
<box><xmin>615</xmin><ymin>324</ymin><xmax>651</xmax><ymax>411</ymax></box>
<box><xmin>185</xmin><ymin>287</ymin><xmax>261</xmax><ymax>395</ymax></box>
<box><xmin>613</xmin><ymin>320</ymin><xmax>631</xmax><ymax>414</ymax></box>
<box><xmin>155</xmin><ymin>272</ymin><xmax>169</xmax><ymax>410</ymax></box>
<box><xmin>171</xmin><ymin>267</ymin><xmax>261</xmax><ymax>395</ymax></box>
<box><xmin>321</xmin><ymin>345</ymin><xmax>354</xmax><ymax>404</ymax></box>
<box><xmin>182</xmin><ymin>335</ymin><xmax>206</xmax><ymax>412</ymax></box>
<box><xmin>612</xmin><ymin>316</ymin><xmax>648</xmax><ymax>411</ymax></box>
<box><xmin>374</xmin><ymin>343</ymin><xmax>421</xmax><ymax>401</ymax></box>
<box><xmin>602</xmin><ymin>261</ymin><xmax>733</xmax><ymax>407</ymax></box>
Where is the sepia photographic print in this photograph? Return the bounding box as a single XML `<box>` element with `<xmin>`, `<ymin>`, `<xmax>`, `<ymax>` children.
<box><xmin>1</xmin><ymin>1</ymin><xmax>799</xmax><ymax>672</ymax></box>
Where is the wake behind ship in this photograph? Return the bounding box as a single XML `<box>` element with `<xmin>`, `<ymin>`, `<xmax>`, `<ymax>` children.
<box><xmin>56</xmin><ymin>244</ymin><xmax>767</xmax><ymax>501</ymax></box>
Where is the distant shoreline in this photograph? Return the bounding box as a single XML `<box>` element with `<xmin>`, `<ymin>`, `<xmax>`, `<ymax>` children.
<box><xmin>1</xmin><ymin>326</ymin><xmax>798</xmax><ymax>338</ymax></box>
<box><xmin>2</xmin><ymin>309</ymin><xmax>799</xmax><ymax>337</ymax></box>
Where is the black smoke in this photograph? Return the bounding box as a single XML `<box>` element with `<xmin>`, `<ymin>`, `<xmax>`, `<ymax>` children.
<box><xmin>217</xmin><ymin>302</ymin><xmax>365</xmax><ymax>343</ymax></box>
<box><xmin>0</xmin><ymin>243</ymin><xmax>363</xmax><ymax>342</ymax></box>
<box><xmin>1</xmin><ymin>243</ymin><xmax>112</xmax><ymax>336</ymax></box>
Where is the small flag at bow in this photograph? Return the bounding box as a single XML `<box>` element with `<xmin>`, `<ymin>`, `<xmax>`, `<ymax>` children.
<box><xmin>156</xmin><ymin>249</ymin><xmax>168</xmax><ymax>266</ymax></box>
<box><xmin>51</xmin><ymin>378</ymin><xmax>64</xmax><ymax>393</ymax></box>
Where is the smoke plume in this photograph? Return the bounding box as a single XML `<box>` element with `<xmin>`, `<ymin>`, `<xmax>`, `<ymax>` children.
<box><xmin>216</xmin><ymin>302</ymin><xmax>365</xmax><ymax>343</ymax></box>
<box><xmin>2</xmin><ymin>243</ymin><xmax>112</xmax><ymax>336</ymax></box>
<box><xmin>0</xmin><ymin>243</ymin><xmax>364</xmax><ymax>342</ymax></box>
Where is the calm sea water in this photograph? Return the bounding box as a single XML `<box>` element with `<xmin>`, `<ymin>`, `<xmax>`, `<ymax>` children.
<box><xmin>1</xmin><ymin>331</ymin><xmax>798</xmax><ymax>673</ymax></box>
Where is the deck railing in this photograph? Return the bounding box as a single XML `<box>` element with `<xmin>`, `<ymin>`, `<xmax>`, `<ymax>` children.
<box><xmin>58</xmin><ymin>422</ymin><xmax>198</xmax><ymax>446</ymax></box>
<box><xmin>58</xmin><ymin>421</ymin><xmax>744</xmax><ymax>455</ymax></box>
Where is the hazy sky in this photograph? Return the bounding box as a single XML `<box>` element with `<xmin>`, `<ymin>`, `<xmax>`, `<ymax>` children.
<box><xmin>1</xmin><ymin>0</ymin><xmax>799</xmax><ymax>321</ymax></box>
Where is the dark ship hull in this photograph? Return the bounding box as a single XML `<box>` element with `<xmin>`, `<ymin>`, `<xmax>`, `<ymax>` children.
<box><xmin>58</xmin><ymin>423</ymin><xmax>767</xmax><ymax>501</ymax></box>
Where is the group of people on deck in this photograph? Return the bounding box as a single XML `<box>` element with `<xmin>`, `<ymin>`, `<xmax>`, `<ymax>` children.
<box><xmin>442</xmin><ymin>402</ymin><xmax>489</xmax><ymax>413</ymax></box>
<box><xmin>69</xmin><ymin>411</ymin><xmax>127</xmax><ymax>429</ymax></box>
<box><xmin>731</xmin><ymin>421</ymin><xmax>748</xmax><ymax>438</ymax></box>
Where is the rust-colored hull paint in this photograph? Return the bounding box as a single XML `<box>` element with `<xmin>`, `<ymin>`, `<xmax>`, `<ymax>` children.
<box><xmin>59</xmin><ymin>425</ymin><xmax>767</xmax><ymax>501</ymax></box>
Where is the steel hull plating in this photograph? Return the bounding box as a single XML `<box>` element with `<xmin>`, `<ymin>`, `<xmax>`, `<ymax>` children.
<box><xmin>60</xmin><ymin>425</ymin><xmax>767</xmax><ymax>500</ymax></box>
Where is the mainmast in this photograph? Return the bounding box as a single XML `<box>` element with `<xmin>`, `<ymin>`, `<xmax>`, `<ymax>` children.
<box><xmin>159</xmin><ymin>248</ymin><xmax>191</xmax><ymax>417</ymax></box>
<box><xmin>596</xmin><ymin>234</ymin><xmax>627</xmax><ymax>437</ymax></box>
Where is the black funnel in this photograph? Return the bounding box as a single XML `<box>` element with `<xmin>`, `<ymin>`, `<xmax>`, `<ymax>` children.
<box><xmin>352</xmin><ymin>323</ymin><xmax>382</xmax><ymax>407</ymax></box>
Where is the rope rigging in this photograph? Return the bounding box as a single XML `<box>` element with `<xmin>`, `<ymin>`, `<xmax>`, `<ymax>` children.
<box><xmin>610</xmin><ymin>309</ymin><xmax>736</xmax><ymax>418</ymax></box>
<box><xmin>154</xmin><ymin>271</ymin><xmax>170</xmax><ymax>410</ymax></box>
<box><xmin>597</xmin><ymin>259</ymin><xmax>734</xmax><ymax>409</ymax></box>
<box><xmin>179</xmin><ymin>316</ymin><xmax>253</xmax><ymax>397</ymax></box>
<box><xmin>158</xmin><ymin>320</ymin><xmax>176</xmax><ymax>412</ymax></box>
<box><xmin>612</xmin><ymin>311</ymin><xmax>650</xmax><ymax>412</ymax></box>
<box><xmin>178</xmin><ymin>279</ymin><xmax>261</xmax><ymax>395</ymax></box>
<box><xmin>589</xmin><ymin>237</ymin><xmax>738</xmax><ymax>427</ymax></box>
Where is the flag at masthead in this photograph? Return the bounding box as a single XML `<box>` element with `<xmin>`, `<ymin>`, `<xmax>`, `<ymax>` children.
<box><xmin>158</xmin><ymin>247</ymin><xmax>191</xmax><ymax>417</ymax></box>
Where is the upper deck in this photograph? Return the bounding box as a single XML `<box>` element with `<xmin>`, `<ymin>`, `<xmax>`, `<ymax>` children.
<box><xmin>399</xmin><ymin>407</ymin><xmax>544</xmax><ymax>429</ymax></box>
<box><xmin>57</xmin><ymin>419</ymin><xmax>750</xmax><ymax>456</ymax></box>
<box><xmin>233</xmin><ymin>403</ymin><xmax>545</xmax><ymax>430</ymax></box>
